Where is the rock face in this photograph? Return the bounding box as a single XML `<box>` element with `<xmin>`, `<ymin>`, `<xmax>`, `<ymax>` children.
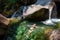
<box><xmin>21</xmin><ymin>0</ymin><xmax>57</xmax><ymax>21</ymax></box>
<box><xmin>24</xmin><ymin>7</ymin><xmax>57</xmax><ymax>21</ymax></box>
<box><xmin>25</xmin><ymin>8</ymin><xmax>49</xmax><ymax>21</ymax></box>
<box><xmin>55</xmin><ymin>1</ymin><xmax>60</xmax><ymax>18</ymax></box>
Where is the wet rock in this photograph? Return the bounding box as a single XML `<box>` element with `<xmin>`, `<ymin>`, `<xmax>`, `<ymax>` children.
<box><xmin>55</xmin><ymin>1</ymin><xmax>60</xmax><ymax>18</ymax></box>
<box><xmin>21</xmin><ymin>0</ymin><xmax>57</xmax><ymax>21</ymax></box>
<box><xmin>24</xmin><ymin>6</ymin><xmax>57</xmax><ymax>21</ymax></box>
<box><xmin>49</xmin><ymin>29</ymin><xmax>60</xmax><ymax>40</ymax></box>
<box><xmin>8</xmin><ymin>18</ymin><xmax>20</xmax><ymax>25</ymax></box>
<box><xmin>0</xmin><ymin>13</ymin><xmax>20</xmax><ymax>26</ymax></box>
<box><xmin>25</xmin><ymin>8</ymin><xmax>49</xmax><ymax>21</ymax></box>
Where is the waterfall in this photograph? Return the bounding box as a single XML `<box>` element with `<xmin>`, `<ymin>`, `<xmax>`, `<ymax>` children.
<box><xmin>42</xmin><ymin>4</ymin><xmax>60</xmax><ymax>25</ymax></box>
<box><xmin>11</xmin><ymin>0</ymin><xmax>60</xmax><ymax>25</ymax></box>
<box><xmin>42</xmin><ymin>6</ymin><xmax>55</xmax><ymax>25</ymax></box>
<box><xmin>11</xmin><ymin>0</ymin><xmax>52</xmax><ymax>18</ymax></box>
<box><xmin>49</xmin><ymin>7</ymin><xmax>52</xmax><ymax>20</ymax></box>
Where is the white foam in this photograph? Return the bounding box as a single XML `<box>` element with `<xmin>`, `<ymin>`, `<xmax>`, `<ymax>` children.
<box><xmin>42</xmin><ymin>19</ymin><xmax>60</xmax><ymax>25</ymax></box>
<box><xmin>52</xmin><ymin>19</ymin><xmax>60</xmax><ymax>23</ymax></box>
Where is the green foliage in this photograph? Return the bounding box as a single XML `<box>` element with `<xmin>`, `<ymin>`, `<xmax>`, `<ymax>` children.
<box><xmin>4</xmin><ymin>21</ymin><xmax>56</xmax><ymax>40</ymax></box>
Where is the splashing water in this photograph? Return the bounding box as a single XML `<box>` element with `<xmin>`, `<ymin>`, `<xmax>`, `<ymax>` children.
<box><xmin>22</xmin><ymin>0</ymin><xmax>56</xmax><ymax>25</ymax></box>
<box><xmin>42</xmin><ymin>5</ymin><xmax>60</xmax><ymax>25</ymax></box>
<box><xmin>42</xmin><ymin>5</ymin><xmax>55</xmax><ymax>25</ymax></box>
<box><xmin>11</xmin><ymin>0</ymin><xmax>60</xmax><ymax>25</ymax></box>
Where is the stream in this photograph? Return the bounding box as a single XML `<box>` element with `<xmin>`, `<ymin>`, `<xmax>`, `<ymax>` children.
<box><xmin>4</xmin><ymin>0</ymin><xmax>60</xmax><ymax>40</ymax></box>
<box><xmin>11</xmin><ymin>0</ymin><xmax>60</xmax><ymax>25</ymax></box>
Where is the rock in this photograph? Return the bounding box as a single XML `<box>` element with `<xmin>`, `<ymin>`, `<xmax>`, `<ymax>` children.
<box><xmin>8</xmin><ymin>18</ymin><xmax>20</xmax><ymax>25</ymax></box>
<box><xmin>49</xmin><ymin>29</ymin><xmax>60</xmax><ymax>40</ymax></box>
<box><xmin>0</xmin><ymin>13</ymin><xmax>20</xmax><ymax>26</ymax></box>
<box><xmin>21</xmin><ymin>0</ymin><xmax>57</xmax><ymax>22</ymax></box>
<box><xmin>24</xmin><ymin>6</ymin><xmax>57</xmax><ymax>21</ymax></box>
<box><xmin>44</xmin><ymin>28</ymin><xmax>53</xmax><ymax>40</ymax></box>
<box><xmin>55</xmin><ymin>1</ymin><xmax>60</xmax><ymax>18</ymax></box>
<box><xmin>25</xmin><ymin>8</ymin><xmax>49</xmax><ymax>21</ymax></box>
<box><xmin>0</xmin><ymin>14</ymin><xmax>10</xmax><ymax>25</ymax></box>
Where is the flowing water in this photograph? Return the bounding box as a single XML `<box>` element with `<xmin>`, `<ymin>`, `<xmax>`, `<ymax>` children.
<box><xmin>11</xmin><ymin>0</ymin><xmax>60</xmax><ymax>25</ymax></box>
<box><xmin>42</xmin><ymin>5</ymin><xmax>55</xmax><ymax>25</ymax></box>
<box><xmin>11</xmin><ymin>0</ymin><xmax>52</xmax><ymax>18</ymax></box>
<box><xmin>4</xmin><ymin>0</ymin><xmax>60</xmax><ymax>40</ymax></box>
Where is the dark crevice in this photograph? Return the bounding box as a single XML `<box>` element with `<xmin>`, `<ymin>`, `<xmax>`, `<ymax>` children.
<box><xmin>55</xmin><ymin>1</ymin><xmax>60</xmax><ymax>18</ymax></box>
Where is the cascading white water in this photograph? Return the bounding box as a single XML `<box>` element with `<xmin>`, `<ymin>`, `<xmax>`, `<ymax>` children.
<box><xmin>49</xmin><ymin>7</ymin><xmax>52</xmax><ymax>20</ymax></box>
<box><xmin>11</xmin><ymin>0</ymin><xmax>60</xmax><ymax>25</ymax></box>
<box><xmin>42</xmin><ymin>5</ymin><xmax>55</xmax><ymax>25</ymax></box>
<box><xmin>42</xmin><ymin>4</ymin><xmax>60</xmax><ymax>25</ymax></box>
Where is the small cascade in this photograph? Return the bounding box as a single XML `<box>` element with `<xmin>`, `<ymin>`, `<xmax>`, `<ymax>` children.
<box><xmin>11</xmin><ymin>0</ymin><xmax>52</xmax><ymax>18</ymax></box>
<box><xmin>42</xmin><ymin>6</ymin><xmax>55</xmax><ymax>25</ymax></box>
<box><xmin>11</xmin><ymin>0</ymin><xmax>60</xmax><ymax>25</ymax></box>
<box><xmin>42</xmin><ymin>5</ymin><xmax>60</xmax><ymax>25</ymax></box>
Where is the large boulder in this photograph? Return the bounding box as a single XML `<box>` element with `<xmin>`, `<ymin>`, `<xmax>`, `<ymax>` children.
<box><xmin>21</xmin><ymin>0</ymin><xmax>57</xmax><ymax>21</ymax></box>
<box><xmin>25</xmin><ymin>8</ymin><xmax>49</xmax><ymax>21</ymax></box>
<box><xmin>24</xmin><ymin>7</ymin><xmax>57</xmax><ymax>21</ymax></box>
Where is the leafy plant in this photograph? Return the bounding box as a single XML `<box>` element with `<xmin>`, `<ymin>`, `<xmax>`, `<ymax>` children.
<box><xmin>4</xmin><ymin>21</ymin><xmax>56</xmax><ymax>40</ymax></box>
